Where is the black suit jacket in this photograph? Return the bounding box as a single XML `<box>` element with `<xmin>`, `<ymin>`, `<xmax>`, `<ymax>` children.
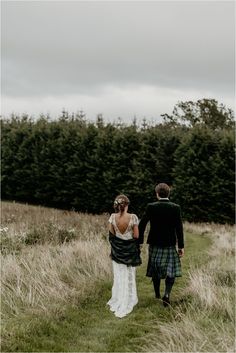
<box><xmin>138</xmin><ymin>199</ymin><xmax>184</xmax><ymax>248</ymax></box>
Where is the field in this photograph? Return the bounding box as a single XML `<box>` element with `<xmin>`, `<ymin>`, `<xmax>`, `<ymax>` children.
<box><xmin>1</xmin><ymin>201</ymin><xmax>235</xmax><ymax>352</ymax></box>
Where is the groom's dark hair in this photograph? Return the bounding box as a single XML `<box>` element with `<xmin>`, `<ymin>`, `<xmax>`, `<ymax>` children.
<box><xmin>155</xmin><ymin>183</ymin><xmax>170</xmax><ymax>198</ymax></box>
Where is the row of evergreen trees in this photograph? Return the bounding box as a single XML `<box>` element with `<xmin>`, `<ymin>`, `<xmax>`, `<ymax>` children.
<box><xmin>1</xmin><ymin>99</ymin><xmax>235</xmax><ymax>223</ymax></box>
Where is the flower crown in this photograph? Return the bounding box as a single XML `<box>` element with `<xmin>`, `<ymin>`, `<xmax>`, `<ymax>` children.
<box><xmin>114</xmin><ymin>198</ymin><xmax>128</xmax><ymax>206</ymax></box>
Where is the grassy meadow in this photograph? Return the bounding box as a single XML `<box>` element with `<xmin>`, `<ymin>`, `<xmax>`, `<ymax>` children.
<box><xmin>1</xmin><ymin>201</ymin><xmax>235</xmax><ymax>352</ymax></box>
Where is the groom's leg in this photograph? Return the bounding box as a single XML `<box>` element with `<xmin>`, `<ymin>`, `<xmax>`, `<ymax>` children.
<box><xmin>162</xmin><ymin>276</ymin><xmax>175</xmax><ymax>307</ymax></box>
<box><xmin>152</xmin><ymin>273</ymin><xmax>161</xmax><ymax>298</ymax></box>
<box><xmin>164</xmin><ymin>276</ymin><xmax>175</xmax><ymax>298</ymax></box>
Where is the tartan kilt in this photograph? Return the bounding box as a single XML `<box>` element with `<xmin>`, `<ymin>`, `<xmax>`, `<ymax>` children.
<box><xmin>146</xmin><ymin>245</ymin><xmax>182</xmax><ymax>278</ymax></box>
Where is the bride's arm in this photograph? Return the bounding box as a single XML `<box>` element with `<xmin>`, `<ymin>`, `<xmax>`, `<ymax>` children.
<box><xmin>133</xmin><ymin>224</ymin><xmax>139</xmax><ymax>239</ymax></box>
<box><xmin>108</xmin><ymin>214</ymin><xmax>115</xmax><ymax>235</ymax></box>
<box><xmin>108</xmin><ymin>222</ymin><xmax>115</xmax><ymax>235</ymax></box>
<box><xmin>132</xmin><ymin>214</ymin><xmax>139</xmax><ymax>239</ymax></box>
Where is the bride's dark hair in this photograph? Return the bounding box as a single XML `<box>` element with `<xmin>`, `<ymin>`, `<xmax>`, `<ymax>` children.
<box><xmin>113</xmin><ymin>194</ymin><xmax>130</xmax><ymax>213</ymax></box>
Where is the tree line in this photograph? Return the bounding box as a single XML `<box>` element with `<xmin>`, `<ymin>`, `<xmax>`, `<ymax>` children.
<box><xmin>1</xmin><ymin>99</ymin><xmax>235</xmax><ymax>223</ymax></box>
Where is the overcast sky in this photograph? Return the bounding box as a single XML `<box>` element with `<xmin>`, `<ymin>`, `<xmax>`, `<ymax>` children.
<box><xmin>1</xmin><ymin>0</ymin><xmax>235</xmax><ymax>123</ymax></box>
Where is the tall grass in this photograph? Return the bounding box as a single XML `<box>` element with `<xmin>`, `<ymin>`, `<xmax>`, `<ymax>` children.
<box><xmin>1</xmin><ymin>202</ymin><xmax>235</xmax><ymax>352</ymax></box>
<box><xmin>1</xmin><ymin>202</ymin><xmax>111</xmax><ymax>319</ymax></box>
<box><xmin>140</xmin><ymin>223</ymin><xmax>235</xmax><ymax>352</ymax></box>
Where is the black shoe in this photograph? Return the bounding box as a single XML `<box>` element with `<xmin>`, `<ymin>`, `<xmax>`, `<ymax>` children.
<box><xmin>156</xmin><ymin>294</ymin><xmax>161</xmax><ymax>299</ymax></box>
<box><xmin>162</xmin><ymin>296</ymin><xmax>170</xmax><ymax>307</ymax></box>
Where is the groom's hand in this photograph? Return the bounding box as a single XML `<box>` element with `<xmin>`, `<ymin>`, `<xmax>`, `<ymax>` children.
<box><xmin>178</xmin><ymin>248</ymin><xmax>184</xmax><ymax>257</ymax></box>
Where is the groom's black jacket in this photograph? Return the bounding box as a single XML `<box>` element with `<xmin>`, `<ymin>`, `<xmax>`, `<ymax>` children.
<box><xmin>138</xmin><ymin>199</ymin><xmax>184</xmax><ymax>248</ymax></box>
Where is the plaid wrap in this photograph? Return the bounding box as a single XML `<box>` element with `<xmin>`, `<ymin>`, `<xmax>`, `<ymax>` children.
<box><xmin>109</xmin><ymin>232</ymin><xmax>142</xmax><ymax>267</ymax></box>
<box><xmin>146</xmin><ymin>245</ymin><xmax>182</xmax><ymax>278</ymax></box>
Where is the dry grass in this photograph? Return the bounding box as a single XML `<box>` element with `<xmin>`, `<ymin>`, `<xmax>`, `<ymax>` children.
<box><xmin>1</xmin><ymin>201</ymin><xmax>108</xmax><ymax>244</ymax></box>
<box><xmin>140</xmin><ymin>222</ymin><xmax>235</xmax><ymax>352</ymax></box>
<box><xmin>187</xmin><ymin>223</ymin><xmax>235</xmax><ymax>311</ymax></box>
<box><xmin>1</xmin><ymin>201</ymin><xmax>112</xmax><ymax>319</ymax></box>
<box><xmin>142</xmin><ymin>308</ymin><xmax>234</xmax><ymax>352</ymax></box>
<box><xmin>1</xmin><ymin>202</ymin><xmax>235</xmax><ymax>352</ymax></box>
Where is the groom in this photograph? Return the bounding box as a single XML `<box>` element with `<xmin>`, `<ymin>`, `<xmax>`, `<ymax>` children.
<box><xmin>138</xmin><ymin>183</ymin><xmax>184</xmax><ymax>306</ymax></box>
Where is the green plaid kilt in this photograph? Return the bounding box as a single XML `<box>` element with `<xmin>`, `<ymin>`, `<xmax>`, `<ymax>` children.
<box><xmin>146</xmin><ymin>245</ymin><xmax>182</xmax><ymax>278</ymax></box>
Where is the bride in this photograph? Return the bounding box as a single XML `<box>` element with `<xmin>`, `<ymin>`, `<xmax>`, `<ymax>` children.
<box><xmin>107</xmin><ymin>195</ymin><xmax>141</xmax><ymax>318</ymax></box>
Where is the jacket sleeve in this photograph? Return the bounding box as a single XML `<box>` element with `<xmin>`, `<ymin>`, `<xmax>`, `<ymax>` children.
<box><xmin>176</xmin><ymin>206</ymin><xmax>184</xmax><ymax>249</ymax></box>
<box><xmin>138</xmin><ymin>204</ymin><xmax>150</xmax><ymax>244</ymax></box>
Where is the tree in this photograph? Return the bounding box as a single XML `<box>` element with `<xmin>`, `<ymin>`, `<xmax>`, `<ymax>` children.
<box><xmin>172</xmin><ymin>127</ymin><xmax>235</xmax><ymax>223</ymax></box>
<box><xmin>161</xmin><ymin>99</ymin><xmax>235</xmax><ymax>130</ymax></box>
<box><xmin>1</xmin><ymin>104</ymin><xmax>234</xmax><ymax>223</ymax></box>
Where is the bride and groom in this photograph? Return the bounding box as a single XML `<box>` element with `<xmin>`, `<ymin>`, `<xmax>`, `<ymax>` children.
<box><xmin>107</xmin><ymin>183</ymin><xmax>184</xmax><ymax>318</ymax></box>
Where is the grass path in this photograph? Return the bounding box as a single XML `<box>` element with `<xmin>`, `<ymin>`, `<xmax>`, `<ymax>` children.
<box><xmin>2</xmin><ymin>231</ymin><xmax>211</xmax><ymax>352</ymax></box>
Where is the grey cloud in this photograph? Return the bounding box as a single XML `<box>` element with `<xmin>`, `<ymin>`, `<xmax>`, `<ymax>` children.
<box><xmin>2</xmin><ymin>1</ymin><xmax>235</xmax><ymax>98</ymax></box>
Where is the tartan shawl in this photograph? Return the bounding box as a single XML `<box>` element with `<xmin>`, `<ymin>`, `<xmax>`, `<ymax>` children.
<box><xmin>109</xmin><ymin>231</ymin><xmax>142</xmax><ymax>267</ymax></box>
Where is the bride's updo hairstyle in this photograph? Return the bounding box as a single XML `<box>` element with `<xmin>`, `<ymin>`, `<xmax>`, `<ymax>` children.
<box><xmin>113</xmin><ymin>194</ymin><xmax>130</xmax><ymax>213</ymax></box>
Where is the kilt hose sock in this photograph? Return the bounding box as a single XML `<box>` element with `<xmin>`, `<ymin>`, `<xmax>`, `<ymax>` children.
<box><xmin>164</xmin><ymin>276</ymin><xmax>175</xmax><ymax>297</ymax></box>
<box><xmin>152</xmin><ymin>275</ymin><xmax>175</xmax><ymax>298</ymax></box>
<box><xmin>152</xmin><ymin>274</ymin><xmax>161</xmax><ymax>298</ymax></box>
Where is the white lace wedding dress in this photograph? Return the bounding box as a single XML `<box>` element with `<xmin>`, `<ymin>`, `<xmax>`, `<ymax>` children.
<box><xmin>107</xmin><ymin>213</ymin><xmax>139</xmax><ymax>318</ymax></box>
